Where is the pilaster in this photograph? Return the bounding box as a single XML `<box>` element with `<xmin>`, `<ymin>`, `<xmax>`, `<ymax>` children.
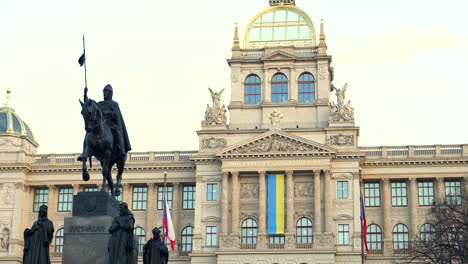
<box><xmin>231</xmin><ymin>171</ymin><xmax>240</xmax><ymax>234</ymax></box>
<box><xmin>436</xmin><ymin>177</ymin><xmax>445</xmax><ymax>202</ymax></box>
<box><xmin>122</xmin><ymin>183</ymin><xmax>131</xmax><ymax>204</ymax></box>
<box><xmin>258</xmin><ymin>171</ymin><xmax>267</xmax><ymax>249</ymax></box>
<box><xmin>382</xmin><ymin>178</ymin><xmax>392</xmax><ymax>254</ymax></box>
<box><xmin>313</xmin><ymin>170</ymin><xmax>322</xmax><ymax>233</ymax></box>
<box><xmin>47</xmin><ymin>185</ymin><xmax>57</xmax><ymax>221</ymax></box>
<box><xmin>324</xmin><ymin>170</ymin><xmax>333</xmax><ymax>233</ymax></box>
<box><xmin>221</xmin><ymin>172</ymin><xmax>230</xmax><ymax>234</ymax></box>
<box><xmin>409</xmin><ymin>178</ymin><xmax>418</xmax><ymax>238</ymax></box>
<box><xmin>146</xmin><ymin>183</ymin><xmax>156</xmax><ymax>239</ymax></box>
<box><xmin>286</xmin><ymin>170</ymin><xmax>294</xmax><ymax>233</ymax></box>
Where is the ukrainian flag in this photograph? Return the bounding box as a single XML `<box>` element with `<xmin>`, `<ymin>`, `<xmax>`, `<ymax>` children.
<box><xmin>268</xmin><ymin>174</ymin><xmax>285</xmax><ymax>234</ymax></box>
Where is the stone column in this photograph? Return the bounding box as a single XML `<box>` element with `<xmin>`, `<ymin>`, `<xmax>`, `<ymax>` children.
<box><xmin>258</xmin><ymin>171</ymin><xmax>267</xmax><ymax>248</ymax></box>
<box><xmin>47</xmin><ymin>185</ymin><xmax>57</xmax><ymax>221</ymax></box>
<box><xmin>231</xmin><ymin>171</ymin><xmax>240</xmax><ymax>234</ymax></box>
<box><xmin>122</xmin><ymin>183</ymin><xmax>131</xmax><ymax>205</ymax></box>
<box><xmin>313</xmin><ymin>170</ymin><xmax>322</xmax><ymax>233</ymax></box>
<box><xmin>146</xmin><ymin>183</ymin><xmax>156</xmax><ymax>239</ymax></box>
<box><xmin>409</xmin><ymin>178</ymin><xmax>418</xmax><ymax>238</ymax></box>
<box><xmin>221</xmin><ymin>172</ymin><xmax>230</xmax><ymax>234</ymax></box>
<box><xmin>72</xmin><ymin>184</ymin><xmax>81</xmax><ymax>195</ymax></box>
<box><xmin>286</xmin><ymin>170</ymin><xmax>295</xmax><ymax>233</ymax></box>
<box><xmin>11</xmin><ymin>183</ymin><xmax>26</xmax><ymax>254</ymax></box>
<box><xmin>172</xmin><ymin>183</ymin><xmax>181</xmax><ymax>242</ymax></box>
<box><xmin>382</xmin><ymin>178</ymin><xmax>392</xmax><ymax>254</ymax></box>
<box><xmin>324</xmin><ymin>170</ymin><xmax>333</xmax><ymax>233</ymax></box>
<box><xmin>436</xmin><ymin>177</ymin><xmax>445</xmax><ymax>203</ymax></box>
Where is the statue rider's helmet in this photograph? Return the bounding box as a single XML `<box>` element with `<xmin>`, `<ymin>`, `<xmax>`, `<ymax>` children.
<box><xmin>103</xmin><ymin>84</ymin><xmax>113</xmax><ymax>100</ymax></box>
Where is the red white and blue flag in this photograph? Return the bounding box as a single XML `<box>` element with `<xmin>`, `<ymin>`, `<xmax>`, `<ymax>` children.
<box><xmin>360</xmin><ymin>195</ymin><xmax>369</xmax><ymax>253</ymax></box>
<box><xmin>163</xmin><ymin>193</ymin><xmax>176</xmax><ymax>251</ymax></box>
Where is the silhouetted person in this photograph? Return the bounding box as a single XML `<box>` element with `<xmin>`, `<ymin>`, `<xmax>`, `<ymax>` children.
<box><xmin>143</xmin><ymin>227</ymin><xmax>169</xmax><ymax>264</ymax></box>
<box><xmin>108</xmin><ymin>202</ymin><xmax>135</xmax><ymax>264</ymax></box>
<box><xmin>23</xmin><ymin>204</ymin><xmax>54</xmax><ymax>264</ymax></box>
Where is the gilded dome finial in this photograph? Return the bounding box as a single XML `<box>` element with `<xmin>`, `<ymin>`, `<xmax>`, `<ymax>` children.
<box><xmin>4</xmin><ymin>88</ymin><xmax>11</xmax><ymax>107</ymax></box>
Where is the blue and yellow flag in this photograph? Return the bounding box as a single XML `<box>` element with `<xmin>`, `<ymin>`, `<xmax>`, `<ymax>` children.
<box><xmin>268</xmin><ymin>174</ymin><xmax>285</xmax><ymax>234</ymax></box>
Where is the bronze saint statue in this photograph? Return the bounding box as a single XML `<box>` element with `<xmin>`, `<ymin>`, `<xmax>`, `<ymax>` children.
<box><xmin>108</xmin><ymin>202</ymin><xmax>135</xmax><ymax>264</ymax></box>
<box><xmin>23</xmin><ymin>205</ymin><xmax>54</xmax><ymax>264</ymax></box>
<box><xmin>79</xmin><ymin>84</ymin><xmax>131</xmax><ymax>196</ymax></box>
<box><xmin>143</xmin><ymin>227</ymin><xmax>169</xmax><ymax>264</ymax></box>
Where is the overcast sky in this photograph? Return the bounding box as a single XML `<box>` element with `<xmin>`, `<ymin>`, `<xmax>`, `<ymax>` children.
<box><xmin>1</xmin><ymin>0</ymin><xmax>467</xmax><ymax>154</ymax></box>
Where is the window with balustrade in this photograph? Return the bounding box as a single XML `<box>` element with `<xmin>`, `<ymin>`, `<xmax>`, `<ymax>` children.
<box><xmin>134</xmin><ymin>227</ymin><xmax>146</xmax><ymax>252</ymax></box>
<box><xmin>181</xmin><ymin>226</ymin><xmax>194</xmax><ymax>252</ymax></box>
<box><xmin>132</xmin><ymin>186</ymin><xmax>148</xmax><ymax>211</ymax></box>
<box><xmin>337</xmin><ymin>181</ymin><xmax>349</xmax><ymax>199</ymax></box>
<box><xmin>393</xmin><ymin>224</ymin><xmax>410</xmax><ymax>249</ymax></box>
<box><xmin>420</xmin><ymin>223</ymin><xmax>435</xmax><ymax>248</ymax></box>
<box><xmin>157</xmin><ymin>186</ymin><xmax>173</xmax><ymax>210</ymax></box>
<box><xmin>366</xmin><ymin>224</ymin><xmax>383</xmax><ymax>250</ymax></box>
<box><xmin>244</xmin><ymin>75</ymin><xmax>261</xmax><ymax>104</ymax></box>
<box><xmin>338</xmin><ymin>224</ymin><xmax>350</xmax><ymax>245</ymax></box>
<box><xmin>298</xmin><ymin>73</ymin><xmax>315</xmax><ymax>102</ymax></box>
<box><xmin>391</xmin><ymin>182</ymin><xmax>408</xmax><ymax>206</ymax></box>
<box><xmin>182</xmin><ymin>185</ymin><xmax>195</xmax><ymax>209</ymax></box>
<box><xmin>418</xmin><ymin>181</ymin><xmax>434</xmax><ymax>206</ymax></box>
<box><xmin>55</xmin><ymin>228</ymin><xmax>64</xmax><ymax>253</ymax></box>
<box><xmin>57</xmin><ymin>187</ymin><xmax>73</xmax><ymax>212</ymax></box>
<box><xmin>206</xmin><ymin>184</ymin><xmax>218</xmax><ymax>201</ymax></box>
<box><xmin>271</xmin><ymin>73</ymin><xmax>288</xmax><ymax>103</ymax></box>
<box><xmin>296</xmin><ymin>217</ymin><xmax>313</xmax><ymax>244</ymax></box>
<box><xmin>205</xmin><ymin>226</ymin><xmax>218</xmax><ymax>246</ymax></box>
<box><xmin>445</xmin><ymin>180</ymin><xmax>462</xmax><ymax>205</ymax></box>
<box><xmin>364</xmin><ymin>182</ymin><xmax>380</xmax><ymax>207</ymax></box>
<box><xmin>241</xmin><ymin>218</ymin><xmax>258</xmax><ymax>244</ymax></box>
<box><xmin>33</xmin><ymin>188</ymin><xmax>48</xmax><ymax>212</ymax></box>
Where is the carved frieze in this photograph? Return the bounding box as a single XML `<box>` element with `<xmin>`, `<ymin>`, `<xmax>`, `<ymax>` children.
<box><xmin>230</xmin><ymin>70</ymin><xmax>239</xmax><ymax>82</ymax></box>
<box><xmin>202</xmin><ymin>137</ymin><xmax>227</xmax><ymax>149</ymax></box>
<box><xmin>201</xmin><ymin>176</ymin><xmax>221</xmax><ymax>182</ymax></box>
<box><xmin>220</xmin><ymin>235</ymin><xmax>238</xmax><ymax>248</ymax></box>
<box><xmin>318</xmin><ymin>66</ymin><xmax>329</xmax><ymax>80</ymax></box>
<box><xmin>240</xmin><ymin>183</ymin><xmax>259</xmax><ymax>199</ymax></box>
<box><xmin>294</xmin><ymin>183</ymin><xmax>313</xmax><ymax>197</ymax></box>
<box><xmin>1</xmin><ymin>184</ymin><xmax>15</xmax><ymax>208</ymax></box>
<box><xmin>327</xmin><ymin>134</ymin><xmax>354</xmax><ymax>146</ymax></box>
<box><xmin>314</xmin><ymin>235</ymin><xmax>333</xmax><ymax>248</ymax></box>
<box><xmin>228</xmin><ymin>134</ymin><xmax>322</xmax><ymax>154</ymax></box>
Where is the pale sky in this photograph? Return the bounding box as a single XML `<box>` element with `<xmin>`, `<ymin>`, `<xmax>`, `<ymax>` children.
<box><xmin>1</xmin><ymin>0</ymin><xmax>467</xmax><ymax>154</ymax></box>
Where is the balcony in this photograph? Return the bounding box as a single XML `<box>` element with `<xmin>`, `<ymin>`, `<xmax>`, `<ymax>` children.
<box><xmin>240</xmin><ymin>244</ymin><xmax>257</xmax><ymax>250</ymax></box>
<box><xmin>360</xmin><ymin>144</ymin><xmax>467</xmax><ymax>160</ymax></box>
<box><xmin>295</xmin><ymin>243</ymin><xmax>313</xmax><ymax>249</ymax></box>
<box><xmin>267</xmin><ymin>243</ymin><xmax>285</xmax><ymax>249</ymax></box>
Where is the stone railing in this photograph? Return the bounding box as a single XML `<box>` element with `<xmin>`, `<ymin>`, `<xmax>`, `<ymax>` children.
<box><xmin>239</xmin><ymin>244</ymin><xmax>257</xmax><ymax>250</ymax></box>
<box><xmin>360</xmin><ymin>144</ymin><xmax>467</xmax><ymax>159</ymax></box>
<box><xmin>33</xmin><ymin>151</ymin><xmax>198</xmax><ymax>165</ymax></box>
<box><xmin>267</xmin><ymin>243</ymin><xmax>285</xmax><ymax>249</ymax></box>
<box><xmin>368</xmin><ymin>249</ymin><xmax>384</xmax><ymax>255</ymax></box>
<box><xmin>295</xmin><ymin>243</ymin><xmax>313</xmax><ymax>249</ymax></box>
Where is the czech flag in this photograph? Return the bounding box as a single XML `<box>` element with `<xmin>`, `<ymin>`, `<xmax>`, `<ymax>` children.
<box><xmin>163</xmin><ymin>193</ymin><xmax>176</xmax><ymax>251</ymax></box>
<box><xmin>360</xmin><ymin>195</ymin><xmax>369</xmax><ymax>253</ymax></box>
<box><xmin>268</xmin><ymin>174</ymin><xmax>285</xmax><ymax>234</ymax></box>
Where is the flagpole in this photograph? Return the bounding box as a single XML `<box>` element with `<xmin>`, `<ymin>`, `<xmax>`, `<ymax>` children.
<box><xmin>163</xmin><ymin>171</ymin><xmax>167</xmax><ymax>241</ymax></box>
<box><xmin>82</xmin><ymin>34</ymin><xmax>88</xmax><ymax>89</ymax></box>
<box><xmin>359</xmin><ymin>170</ymin><xmax>365</xmax><ymax>264</ymax></box>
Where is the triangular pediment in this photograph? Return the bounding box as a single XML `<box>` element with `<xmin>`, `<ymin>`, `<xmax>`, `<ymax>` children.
<box><xmin>216</xmin><ymin>130</ymin><xmax>336</xmax><ymax>158</ymax></box>
<box><xmin>262</xmin><ymin>51</ymin><xmax>297</xmax><ymax>61</ymax></box>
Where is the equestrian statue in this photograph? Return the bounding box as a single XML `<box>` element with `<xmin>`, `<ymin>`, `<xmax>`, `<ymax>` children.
<box><xmin>78</xmin><ymin>85</ymin><xmax>131</xmax><ymax>197</ymax></box>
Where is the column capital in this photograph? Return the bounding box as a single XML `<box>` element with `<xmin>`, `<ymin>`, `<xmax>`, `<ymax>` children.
<box><xmin>286</xmin><ymin>170</ymin><xmax>294</xmax><ymax>176</ymax></box>
<box><xmin>147</xmin><ymin>182</ymin><xmax>156</xmax><ymax>187</ymax></box>
<box><xmin>382</xmin><ymin>178</ymin><xmax>390</xmax><ymax>184</ymax></box>
<box><xmin>122</xmin><ymin>183</ymin><xmax>130</xmax><ymax>187</ymax></box>
<box><xmin>222</xmin><ymin>171</ymin><xmax>230</xmax><ymax>177</ymax></box>
<box><xmin>409</xmin><ymin>178</ymin><xmax>417</xmax><ymax>184</ymax></box>
<box><xmin>436</xmin><ymin>177</ymin><xmax>445</xmax><ymax>183</ymax></box>
<box><xmin>47</xmin><ymin>184</ymin><xmax>56</xmax><ymax>190</ymax></box>
<box><xmin>313</xmin><ymin>170</ymin><xmax>321</xmax><ymax>177</ymax></box>
<box><xmin>231</xmin><ymin>171</ymin><xmax>239</xmax><ymax>177</ymax></box>
<box><xmin>258</xmin><ymin>170</ymin><xmax>266</xmax><ymax>176</ymax></box>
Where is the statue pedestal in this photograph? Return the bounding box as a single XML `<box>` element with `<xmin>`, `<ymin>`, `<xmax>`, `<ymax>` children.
<box><xmin>62</xmin><ymin>191</ymin><xmax>125</xmax><ymax>264</ymax></box>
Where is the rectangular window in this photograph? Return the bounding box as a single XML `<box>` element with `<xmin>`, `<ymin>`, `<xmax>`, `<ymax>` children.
<box><xmin>83</xmin><ymin>187</ymin><xmax>98</xmax><ymax>192</ymax></box>
<box><xmin>338</xmin><ymin>224</ymin><xmax>350</xmax><ymax>245</ymax></box>
<box><xmin>391</xmin><ymin>182</ymin><xmax>408</xmax><ymax>206</ymax></box>
<box><xmin>157</xmin><ymin>186</ymin><xmax>173</xmax><ymax>210</ymax></box>
<box><xmin>445</xmin><ymin>180</ymin><xmax>462</xmax><ymax>205</ymax></box>
<box><xmin>269</xmin><ymin>235</ymin><xmax>285</xmax><ymax>244</ymax></box>
<box><xmin>206</xmin><ymin>184</ymin><xmax>218</xmax><ymax>201</ymax></box>
<box><xmin>364</xmin><ymin>182</ymin><xmax>380</xmax><ymax>207</ymax></box>
<box><xmin>132</xmin><ymin>186</ymin><xmax>148</xmax><ymax>211</ymax></box>
<box><xmin>337</xmin><ymin>181</ymin><xmax>349</xmax><ymax>199</ymax></box>
<box><xmin>183</xmin><ymin>185</ymin><xmax>196</xmax><ymax>209</ymax></box>
<box><xmin>206</xmin><ymin>226</ymin><xmax>218</xmax><ymax>246</ymax></box>
<box><xmin>33</xmin><ymin>188</ymin><xmax>49</xmax><ymax>212</ymax></box>
<box><xmin>57</xmin><ymin>187</ymin><xmax>73</xmax><ymax>212</ymax></box>
<box><xmin>418</xmin><ymin>181</ymin><xmax>434</xmax><ymax>206</ymax></box>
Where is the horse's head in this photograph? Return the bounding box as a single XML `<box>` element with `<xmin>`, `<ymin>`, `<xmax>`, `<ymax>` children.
<box><xmin>79</xmin><ymin>99</ymin><xmax>101</xmax><ymax>132</ymax></box>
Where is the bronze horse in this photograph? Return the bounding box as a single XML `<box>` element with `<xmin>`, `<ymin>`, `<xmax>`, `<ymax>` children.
<box><xmin>78</xmin><ymin>98</ymin><xmax>125</xmax><ymax>197</ymax></box>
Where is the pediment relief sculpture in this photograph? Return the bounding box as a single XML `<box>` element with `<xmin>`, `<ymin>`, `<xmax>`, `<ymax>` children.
<box><xmin>227</xmin><ymin>135</ymin><xmax>324</xmax><ymax>154</ymax></box>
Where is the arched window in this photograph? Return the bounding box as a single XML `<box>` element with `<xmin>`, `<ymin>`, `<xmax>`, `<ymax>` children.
<box><xmin>420</xmin><ymin>223</ymin><xmax>435</xmax><ymax>248</ymax></box>
<box><xmin>245</xmin><ymin>75</ymin><xmax>261</xmax><ymax>104</ymax></box>
<box><xmin>241</xmin><ymin>218</ymin><xmax>258</xmax><ymax>244</ymax></box>
<box><xmin>298</xmin><ymin>73</ymin><xmax>315</xmax><ymax>103</ymax></box>
<box><xmin>271</xmin><ymin>73</ymin><xmax>288</xmax><ymax>103</ymax></box>
<box><xmin>296</xmin><ymin>217</ymin><xmax>313</xmax><ymax>243</ymax></box>
<box><xmin>393</xmin><ymin>224</ymin><xmax>410</xmax><ymax>249</ymax></box>
<box><xmin>55</xmin><ymin>228</ymin><xmax>64</xmax><ymax>253</ymax></box>
<box><xmin>134</xmin><ymin>227</ymin><xmax>146</xmax><ymax>252</ymax></box>
<box><xmin>366</xmin><ymin>224</ymin><xmax>383</xmax><ymax>250</ymax></box>
<box><xmin>181</xmin><ymin>226</ymin><xmax>194</xmax><ymax>252</ymax></box>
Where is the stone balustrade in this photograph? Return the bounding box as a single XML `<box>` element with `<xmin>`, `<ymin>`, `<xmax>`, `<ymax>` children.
<box><xmin>360</xmin><ymin>144</ymin><xmax>468</xmax><ymax>159</ymax></box>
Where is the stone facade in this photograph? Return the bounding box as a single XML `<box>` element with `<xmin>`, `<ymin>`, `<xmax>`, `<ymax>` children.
<box><xmin>0</xmin><ymin>2</ymin><xmax>467</xmax><ymax>264</ymax></box>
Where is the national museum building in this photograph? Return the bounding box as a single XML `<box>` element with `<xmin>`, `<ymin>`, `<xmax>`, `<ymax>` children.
<box><xmin>0</xmin><ymin>1</ymin><xmax>466</xmax><ymax>263</ymax></box>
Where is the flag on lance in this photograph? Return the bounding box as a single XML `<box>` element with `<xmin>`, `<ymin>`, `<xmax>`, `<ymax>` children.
<box><xmin>163</xmin><ymin>193</ymin><xmax>176</xmax><ymax>251</ymax></box>
<box><xmin>360</xmin><ymin>195</ymin><xmax>369</xmax><ymax>253</ymax></box>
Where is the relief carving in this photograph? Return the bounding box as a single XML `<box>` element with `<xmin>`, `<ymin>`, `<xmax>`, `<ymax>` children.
<box><xmin>0</xmin><ymin>222</ymin><xmax>10</xmax><ymax>252</ymax></box>
<box><xmin>327</xmin><ymin>134</ymin><xmax>354</xmax><ymax>146</ymax></box>
<box><xmin>202</xmin><ymin>137</ymin><xmax>227</xmax><ymax>149</ymax></box>
<box><xmin>331</xmin><ymin>173</ymin><xmax>353</xmax><ymax>179</ymax></box>
<box><xmin>294</xmin><ymin>183</ymin><xmax>313</xmax><ymax>197</ymax></box>
<box><xmin>220</xmin><ymin>236</ymin><xmax>237</xmax><ymax>248</ymax></box>
<box><xmin>230</xmin><ymin>70</ymin><xmax>239</xmax><ymax>82</ymax></box>
<box><xmin>228</xmin><ymin>134</ymin><xmax>321</xmax><ymax>154</ymax></box>
<box><xmin>1</xmin><ymin>184</ymin><xmax>14</xmax><ymax>208</ymax></box>
<box><xmin>240</xmin><ymin>184</ymin><xmax>259</xmax><ymax>199</ymax></box>
<box><xmin>318</xmin><ymin>66</ymin><xmax>329</xmax><ymax>80</ymax></box>
<box><xmin>314</xmin><ymin>235</ymin><xmax>333</xmax><ymax>248</ymax></box>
